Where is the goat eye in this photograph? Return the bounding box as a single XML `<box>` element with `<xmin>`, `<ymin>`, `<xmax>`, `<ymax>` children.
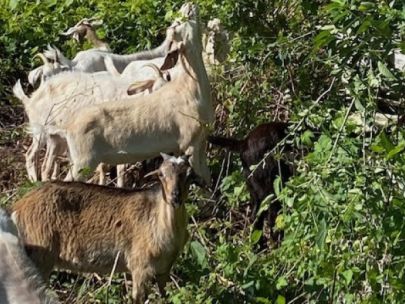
<box><xmin>158</xmin><ymin>172</ymin><xmax>164</xmax><ymax>178</ymax></box>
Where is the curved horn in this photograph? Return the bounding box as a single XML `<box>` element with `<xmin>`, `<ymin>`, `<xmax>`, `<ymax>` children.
<box><xmin>90</xmin><ymin>19</ymin><xmax>103</xmax><ymax>27</ymax></box>
<box><xmin>142</xmin><ymin>63</ymin><xmax>164</xmax><ymax>78</ymax></box>
<box><xmin>34</xmin><ymin>53</ymin><xmax>49</xmax><ymax>65</ymax></box>
<box><xmin>144</xmin><ymin>169</ymin><xmax>160</xmax><ymax>178</ymax></box>
<box><xmin>61</xmin><ymin>26</ymin><xmax>77</xmax><ymax>36</ymax></box>
<box><xmin>160</xmin><ymin>153</ymin><xmax>171</xmax><ymax>161</ymax></box>
<box><xmin>74</xmin><ymin>17</ymin><xmax>92</xmax><ymax>27</ymax></box>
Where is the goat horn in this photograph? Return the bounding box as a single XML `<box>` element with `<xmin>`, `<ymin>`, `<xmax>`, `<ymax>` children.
<box><xmin>61</xmin><ymin>26</ymin><xmax>77</xmax><ymax>36</ymax></box>
<box><xmin>74</xmin><ymin>17</ymin><xmax>91</xmax><ymax>27</ymax></box>
<box><xmin>34</xmin><ymin>53</ymin><xmax>49</xmax><ymax>64</ymax></box>
<box><xmin>90</xmin><ymin>19</ymin><xmax>103</xmax><ymax>27</ymax></box>
<box><xmin>142</xmin><ymin>63</ymin><xmax>164</xmax><ymax>78</ymax></box>
<box><xmin>144</xmin><ymin>169</ymin><xmax>160</xmax><ymax>178</ymax></box>
<box><xmin>160</xmin><ymin>153</ymin><xmax>171</xmax><ymax>160</ymax></box>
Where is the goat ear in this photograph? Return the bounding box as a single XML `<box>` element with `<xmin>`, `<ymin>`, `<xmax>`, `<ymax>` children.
<box><xmin>72</xmin><ymin>32</ymin><xmax>81</xmax><ymax>42</ymax></box>
<box><xmin>181</xmin><ymin>154</ymin><xmax>191</xmax><ymax>164</ymax></box>
<box><xmin>127</xmin><ymin>80</ymin><xmax>154</xmax><ymax>95</ymax></box>
<box><xmin>160</xmin><ymin>48</ymin><xmax>179</xmax><ymax>70</ymax></box>
<box><xmin>144</xmin><ymin>169</ymin><xmax>160</xmax><ymax>179</ymax></box>
<box><xmin>160</xmin><ymin>153</ymin><xmax>171</xmax><ymax>161</ymax></box>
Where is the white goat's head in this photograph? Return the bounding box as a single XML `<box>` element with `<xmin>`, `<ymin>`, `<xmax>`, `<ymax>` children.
<box><xmin>145</xmin><ymin>153</ymin><xmax>191</xmax><ymax>207</ymax></box>
<box><xmin>28</xmin><ymin>52</ymin><xmax>67</xmax><ymax>87</ymax></box>
<box><xmin>178</xmin><ymin>2</ymin><xmax>199</xmax><ymax>20</ymax></box>
<box><xmin>62</xmin><ymin>17</ymin><xmax>103</xmax><ymax>43</ymax></box>
<box><xmin>164</xmin><ymin>5</ymin><xmax>202</xmax><ymax>61</ymax></box>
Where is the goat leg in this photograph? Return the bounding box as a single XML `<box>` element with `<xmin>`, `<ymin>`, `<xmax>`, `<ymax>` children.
<box><xmin>116</xmin><ymin>164</ymin><xmax>127</xmax><ymax>188</ymax></box>
<box><xmin>41</xmin><ymin>137</ymin><xmax>60</xmax><ymax>181</ymax></box>
<box><xmin>156</xmin><ymin>272</ymin><xmax>169</xmax><ymax>297</ymax></box>
<box><xmin>131</xmin><ymin>270</ymin><xmax>147</xmax><ymax>304</ymax></box>
<box><xmin>25</xmin><ymin>139</ymin><xmax>43</xmax><ymax>182</ymax></box>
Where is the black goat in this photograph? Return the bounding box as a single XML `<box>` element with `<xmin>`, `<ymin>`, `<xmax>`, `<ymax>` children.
<box><xmin>209</xmin><ymin>122</ymin><xmax>292</xmax><ymax>243</ymax></box>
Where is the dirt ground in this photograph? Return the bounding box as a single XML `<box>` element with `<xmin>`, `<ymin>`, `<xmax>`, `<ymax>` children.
<box><xmin>0</xmin><ymin>100</ymin><xmax>29</xmax><ymax>197</ymax></box>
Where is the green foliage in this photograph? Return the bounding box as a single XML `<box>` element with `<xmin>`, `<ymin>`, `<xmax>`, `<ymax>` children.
<box><xmin>1</xmin><ymin>0</ymin><xmax>405</xmax><ymax>303</ymax></box>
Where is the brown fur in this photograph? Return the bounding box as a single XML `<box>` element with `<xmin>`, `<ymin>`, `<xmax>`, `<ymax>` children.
<box><xmin>12</xmin><ymin>155</ymin><xmax>191</xmax><ymax>303</ymax></box>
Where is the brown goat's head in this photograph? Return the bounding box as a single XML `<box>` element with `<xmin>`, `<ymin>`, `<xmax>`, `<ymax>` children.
<box><xmin>145</xmin><ymin>154</ymin><xmax>191</xmax><ymax>207</ymax></box>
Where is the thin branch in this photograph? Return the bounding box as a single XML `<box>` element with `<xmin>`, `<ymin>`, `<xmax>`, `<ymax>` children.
<box><xmin>327</xmin><ymin>97</ymin><xmax>355</xmax><ymax>163</ymax></box>
<box><xmin>248</xmin><ymin>77</ymin><xmax>336</xmax><ymax>179</ymax></box>
<box><xmin>108</xmin><ymin>251</ymin><xmax>121</xmax><ymax>286</ymax></box>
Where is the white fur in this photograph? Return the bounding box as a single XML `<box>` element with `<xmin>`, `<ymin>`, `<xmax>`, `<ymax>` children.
<box><xmin>54</xmin><ymin>7</ymin><xmax>213</xmax><ymax>184</ymax></box>
<box><xmin>0</xmin><ymin>209</ymin><xmax>58</xmax><ymax>304</ymax></box>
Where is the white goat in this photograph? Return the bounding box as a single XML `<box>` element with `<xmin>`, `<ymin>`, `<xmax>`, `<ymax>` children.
<box><xmin>52</xmin><ymin>4</ymin><xmax>213</xmax><ymax>185</ymax></box>
<box><xmin>44</xmin><ymin>18</ymin><xmax>180</xmax><ymax>74</ymax></box>
<box><xmin>0</xmin><ymin>208</ymin><xmax>58</xmax><ymax>304</ymax></box>
<box><xmin>11</xmin><ymin>154</ymin><xmax>192</xmax><ymax>303</ymax></box>
<box><xmin>14</xmin><ymin>61</ymin><xmax>169</xmax><ymax>182</ymax></box>
<box><xmin>27</xmin><ymin>18</ymin><xmax>106</xmax><ymax>88</ymax></box>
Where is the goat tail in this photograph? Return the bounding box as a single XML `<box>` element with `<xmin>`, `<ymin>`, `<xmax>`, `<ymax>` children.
<box><xmin>104</xmin><ymin>56</ymin><xmax>121</xmax><ymax>77</ymax></box>
<box><xmin>208</xmin><ymin>135</ymin><xmax>242</xmax><ymax>152</ymax></box>
<box><xmin>28</xmin><ymin>123</ymin><xmax>66</xmax><ymax>140</ymax></box>
<box><xmin>12</xmin><ymin>79</ymin><xmax>29</xmax><ymax>105</ymax></box>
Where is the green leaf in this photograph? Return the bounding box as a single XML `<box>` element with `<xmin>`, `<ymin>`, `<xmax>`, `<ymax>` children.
<box><xmin>190</xmin><ymin>241</ymin><xmax>208</xmax><ymax>269</ymax></box>
<box><xmin>9</xmin><ymin>0</ymin><xmax>18</xmax><ymax>10</ymax></box>
<box><xmin>301</xmin><ymin>130</ymin><xmax>315</xmax><ymax>146</ymax></box>
<box><xmin>256</xmin><ymin>194</ymin><xmax>273</xmax><ymax>217</ymax></box>
<box><xmin>342</xmin><ymin>269</ymin><xmax>353</xmax><ymax>285</ymax></box>
<box><xmin>378</xmin><ymin>61</ymin><xmax>396</xmax><ymax>80</ymax></box>
<box><xmin>251</xmin><ymin>230</ymin><xmax>262</xmax><ymax>244</ymax></box>
<box><xmin>315</xmin><ymin>218</ymin><xmax>327</xmax><ymax>249</ymax></box>
<box><xmin>255</xmin><ymin>297</ymin><xmax>272</xmax><ymax>304</ymax></box>
<box><xmin>276</xmin><ymin>276</ymin><xmax>288</xmax><ymax>290</ymax></box>
<box><xmin>386</xmin><ymin>142</ymin><xmax>405</xmax><ymax>160</ymax></box>
<box><xmin>275</xmin><ymin>214</ymin><xmax>285</xmax><ymax>230</ymax></box>
<box><xmin>354</xmin><ymin>98</ymin><xmax>365</xmax><ymax>111</ymax></box>
<box><xmin>358</xmin><ymin>2</ymin><xmax>375</xmax><ymax>12</ymax></box>
<box><xmin>379</xmin><ymin>131</ymin><xmax>395</xmax><ymax>153</ymax></box>
<box><xmin>274</xmin><ymin>176</ymin><xmax>282</xmax><ymax>197</ymax></box>
<box><xmin>276</xmin><ymin>295</ymin><xmax>286</xmax><ymax>304</ymax></box>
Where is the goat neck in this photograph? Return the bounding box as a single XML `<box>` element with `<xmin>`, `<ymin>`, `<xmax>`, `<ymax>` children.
<box><xmin>110</xmin><ymin>38</ymin><xmax>171</xmax><ymax>73</ymax></box>
<box><xmin>171</xmin><ymin>20</ymin><xmax>213</xmax><ymax>124</ymax></box>
<box><xmin>84</xmin><ymin>27</ymin><xmax>110</xmax><ymax>51</ymax></box>
<box><xmin>150</xmin><ymin>185</ymin><xmax>188</xmax><ymax>252</ymax></box>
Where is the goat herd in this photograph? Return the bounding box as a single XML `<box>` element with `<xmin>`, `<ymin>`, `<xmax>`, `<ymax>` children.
<box><xmin>1</xmin><ymin>3</ymin><xmax>289</xmax><ymax>303</ymax></box>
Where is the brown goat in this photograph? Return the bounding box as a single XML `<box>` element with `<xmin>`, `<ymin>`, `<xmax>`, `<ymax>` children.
<box><xmin>11</xmin><ymin>154</ymin><xmax>193</xmax><ymax>303</ymax></box>
<box><xmin>209</xmin><ymin>122</ymin><xmax>292</xmax><ymax>244</ymax></box>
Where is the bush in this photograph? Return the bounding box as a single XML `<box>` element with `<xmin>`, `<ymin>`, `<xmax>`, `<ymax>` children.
<box><xmin>1</xmin><ymin>0</ymin><xmax>404</xmax><ymax>303</ymax></box>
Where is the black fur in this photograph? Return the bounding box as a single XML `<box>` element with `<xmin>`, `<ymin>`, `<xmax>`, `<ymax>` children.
<box><xmin>209</xmin><ymin>122</ymin><xmax>292</xmax><ymax>243</ymax></box>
